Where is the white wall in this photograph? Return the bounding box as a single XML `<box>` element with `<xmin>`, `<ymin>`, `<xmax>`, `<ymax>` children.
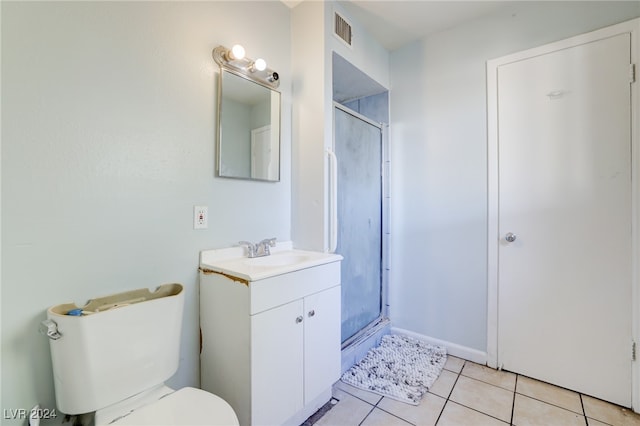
<box><xmin>329</xmin><ymin>2</ymin><xmax>390</xmax><ymax>93</ymax></box>
<box><xmin>291</xmin><ymin>0</ymin><xmax>327</xmax><ymax>252</ymax></box>
<box><xmin>291</xmin><ymin>0</ymin><xmax>389</xmax><ymax>252</ymax></box>
<box><xmin>389</xmin><ymin>1</ymin><xmax>640</xmax><ymax>353</ymax></box>
<box><xmin>1</xmin><ymin>1</ymin><xmax>291</xmax><ymax>421</ymax></box>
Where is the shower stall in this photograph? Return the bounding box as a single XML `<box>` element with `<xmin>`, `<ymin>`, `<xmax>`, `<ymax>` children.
<box><xmin>331</xmin><ymin>53</ymin><xmax>390</xmax><ymax>371</ymax></box>
<box><xmin>333</xmin><ymin>104</ymin><xmax>385</xmax><ymax>344</ymax></box>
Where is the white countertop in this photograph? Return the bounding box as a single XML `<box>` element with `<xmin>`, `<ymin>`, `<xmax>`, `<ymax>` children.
<box><xmin>199</xmin><ymin>241</ymin><xmax>343</xmax><ymax>281</ymax></box>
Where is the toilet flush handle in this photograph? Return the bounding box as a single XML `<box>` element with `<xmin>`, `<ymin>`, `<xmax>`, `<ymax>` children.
<box><xmin>39</xmin><ymin>319</ymin><xmax>62</xmax><ymax>340</ymax></box>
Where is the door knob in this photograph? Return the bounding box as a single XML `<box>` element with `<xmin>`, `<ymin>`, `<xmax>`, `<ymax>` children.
<box><xmin>295</xmin><ymin>316</ymin><xmax>303</xmax><ymax>324</ymax></box>
<box><xmin>505</xmin><ymin>232</ymin><xmax>517</xmax><ymax>243</ymax></box>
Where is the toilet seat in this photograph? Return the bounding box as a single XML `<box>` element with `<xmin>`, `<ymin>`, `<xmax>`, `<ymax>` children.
<box><xmin>110</xmin><ymin>387</ymin><xmax>239</xmax><ymax>426</ymax></box>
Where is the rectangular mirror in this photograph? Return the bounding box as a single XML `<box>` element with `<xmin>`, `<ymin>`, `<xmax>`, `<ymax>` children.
<box><xmin>217</xmin><ymin>68</ymin><xmax>281</xmax><ymax>182</ymax></box>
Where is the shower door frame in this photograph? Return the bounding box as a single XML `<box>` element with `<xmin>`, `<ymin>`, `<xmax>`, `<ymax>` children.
<box><xmin>331</xmin><ymin>102</ymin><xmax>390</xmax><ymax>349</ymax></box>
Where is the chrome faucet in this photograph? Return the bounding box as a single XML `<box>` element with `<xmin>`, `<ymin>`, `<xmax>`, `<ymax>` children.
<box><xmin>239</xmin><ymin>238</ymin><xmax>276</xmax><ymax>258</ymax></box>
<box><xmin>238</xmin><ymin>241</ymin><xmax>257</xmax><ymax>258</ymax></box>
<box><xmin>257</xmin><ymin>238</ymin><xmax>276</xmax><ymax>257</ymax></box>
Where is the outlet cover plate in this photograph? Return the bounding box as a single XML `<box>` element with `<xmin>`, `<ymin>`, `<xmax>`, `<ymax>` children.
<box><xmin>194</xmin><ymin>205</ymin><xmax>208</xmax><ymax>229</ymax></box>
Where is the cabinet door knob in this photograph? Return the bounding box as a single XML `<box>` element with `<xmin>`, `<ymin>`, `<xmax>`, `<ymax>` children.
<box><xmin>308</xmin><ymin>310</ymin><xmax>315</xmax><ymax>317</ymax></box>
<box><xmin>295</xmin><ymin>316</ymin><xmax>303</xmax><ymax>324</ymax></box>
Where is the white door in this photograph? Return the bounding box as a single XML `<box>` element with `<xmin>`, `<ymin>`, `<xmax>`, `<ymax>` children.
<box><xmin>251</xmin><ymin>125</ymin><xmax>271</xmax><ymax>180</ymax></box>
<box><xmin>497</xmin><ymin>33</ymin><xmax>632</xmax><ymax>406</ymax></box>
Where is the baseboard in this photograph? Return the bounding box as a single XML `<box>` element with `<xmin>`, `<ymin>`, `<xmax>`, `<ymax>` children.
<box><xmin>390</xmin><ymin>327</ymin><xmax>487</xmax><ymax>365</ymax></box>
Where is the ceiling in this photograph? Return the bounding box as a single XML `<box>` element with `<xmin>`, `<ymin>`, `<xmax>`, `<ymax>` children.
<box><xmin>282</xmin><ymin>1</ymin><xmax>509</xmax><ymax>51</ymax></box>
<box><xmin>337</xmin><ymin>1</ymin><xmax>507</xmax><ymax>50</ymax></box>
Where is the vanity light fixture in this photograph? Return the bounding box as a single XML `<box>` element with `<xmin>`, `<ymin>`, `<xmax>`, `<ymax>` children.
<box><xmin>213</xmin><ymin>44</ymin><xmax>279</xmax><ymax>89</ymax></box>
<box><xmin>229</xmin><ymin>44</ymin><xmax>245</xmax><ymax>61</ymax></box>
<box><xmin>252</xmin><ymin>58</ymin><xmax>267</xmax><ymax>72</ymax></box>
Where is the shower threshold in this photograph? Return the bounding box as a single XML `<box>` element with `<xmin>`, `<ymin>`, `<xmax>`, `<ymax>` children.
<box><xmin>341</xmin><ymin>316</ymin><xmax>391</xmax><ymax>374</ymax></box>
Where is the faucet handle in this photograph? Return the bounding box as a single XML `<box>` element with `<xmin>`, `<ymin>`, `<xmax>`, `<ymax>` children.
<box><xmin>261</xmin><ymin>237</ymin><xmax>277</xmax><ymax>247</ymax></box>
<box><xmin>238</xmin><ymin>241</ymin><xmax>256</xmax><ymax>257</ymax></box>
<box><xmin>256</xmin><ymin>238</ymin><xmax>276</xmax><ymax>256</ymax></box>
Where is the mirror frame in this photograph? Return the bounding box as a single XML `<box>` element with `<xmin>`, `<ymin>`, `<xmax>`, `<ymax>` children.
<box><xmin>213</xmin><ymin>45</ymin><xmax>282</xmax><ymax>182</ymax></box>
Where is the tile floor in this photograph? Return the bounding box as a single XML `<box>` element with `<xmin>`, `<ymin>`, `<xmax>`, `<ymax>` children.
<box><xmin>313</xmin><ymin>356</ymin><xmax>640</xmax><ymax>426</ymax></box>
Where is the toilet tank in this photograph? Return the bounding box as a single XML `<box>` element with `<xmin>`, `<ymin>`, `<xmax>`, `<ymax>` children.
<box><xmin>45</xmin><ymin>284</ymin><xmax>184</xmax><ymax>415</ymax></box>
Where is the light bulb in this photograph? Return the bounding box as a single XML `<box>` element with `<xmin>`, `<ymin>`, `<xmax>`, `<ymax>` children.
<box><xmin>254</xmin><ymin>58</ymin><xmax>267</xmax><ymax>71</ymax></box>
<box><xmin>230</xmin><ymin>44</ymin><xmax>245</xmax><ymax>60</ymax></box>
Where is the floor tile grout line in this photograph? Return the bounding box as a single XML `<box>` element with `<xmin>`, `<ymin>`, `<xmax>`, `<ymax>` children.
<box><xmin>433</xmin><ymin>360</ymin><xmax>464</xmax><ymax>425</ymax></box>
<box><xmin>349</xmin><ymin>381</ymin><xmax>619</xmax><ymax>426</ymax></box>
<box><xmin>582</xmin><ymin>405</ymin><xmax>595</xmax><ymax>425</ymax></box>
<box><xmin>329</xmin><ymin>361</ymin><xmax>640</xmax><ymax>426</ymax></box>
<box><xmin>464</xmin><ymin>368</ymin><xmax>593</xmax><ymax>418</ymax></box>
<box><xmin>579</xmin><ymin>393</ymin><xmax>586</xmax><ymax>417</ymax></box>
<box><xmin>357</xmin><ymin>404</ymin><xmax>377</xmax><ymax>426</ymax></box>
<box><xmin>335</xmin><ymin>382</ymin><xmax>383</xmax><ymax>407</ymax></box>
<box><xmin>580</xmin><ymin>394</ymin><xmax>596</xmax><ymax>426</ymax></box>
<box><xmin>457</xmin><ymin>371</ymin><xmax>517</xmax><ymax>393</ymax></box>
<box><xmin>348</xmin><ymin>367</ymin><xmax>548</xmax><ymax>426</ymax></box>
<box><xmin>513</xmin><ymin>370</ymin><xmax>612</xmax><ymax>417</ymax></box>
<box><xmin>513</xmin><ymin>390</ymin><xmax>586</xmax><ymax>416</ymax></box>
<box><xmin>457</xmin><ymin>364</ymin><xmax>517</xmax><ymax>392</ymax></box>
<box><xmin>373</xmin><ymin>406</ymin><xmax>418</xmax><ymax>426</ymax></box>
<box><xmin>445</xmin><ymin>365</ymin><xmax>463</xmax><ymax>400</ymax></box>
<box><xmin>466</xmin><ymin>372</ymin><xmax>589</xmax><ymax>424</ymax></box>
<box><xmin>445</xmin><ymin>400</ymin><xmax>512</xmax><ymax>425</ymax></box>
<box><xmin>510</xmin><ymin>375</ymin><xmax>518</xmax><ymax>425</ymax></box>
<box><xmin>362</xmin><ymin>359</ymin><xmax>459</xmax><ymax>426</ymax></box>
<box><xmin>337</xmin><ymin>358</ymin><xmax>465</xmax><ymax>425</ymax></box>
<box><xmin>441</xmin><ymin>360</ymin><xmax>515</xmax><ymax>425</ymax></box>
<box><xmin>584</xmin><ymin>414</ymin><xmax>615</xmax><ymax>426</ymax></box>
<box><xmin>335</xmin><ymin>383</ymin><xmax>421</xmax><ymax>425</ymax></box>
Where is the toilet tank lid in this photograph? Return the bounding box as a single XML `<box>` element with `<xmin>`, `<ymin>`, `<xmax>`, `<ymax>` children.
<box><xmin>111</xmin><ymin>387</ymin><xmax>239</xmax><ymax>426</ymax></box>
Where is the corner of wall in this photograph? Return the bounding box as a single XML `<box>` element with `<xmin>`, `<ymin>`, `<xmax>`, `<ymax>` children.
<box><xmin>291</xmin><ymin>1</ymin><xmax>328</xmax><ymax>251</ymax></box>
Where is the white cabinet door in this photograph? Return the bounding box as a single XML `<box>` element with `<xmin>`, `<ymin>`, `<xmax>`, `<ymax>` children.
<box><xmin>251</xmin><ymin>299</ymin><xmax>304</xmax><ymax>425</ymax></box>
<box><xmin>304</xmin><ymin>286</ymin><xmax>341</xmax><ymax>404</ymax></box>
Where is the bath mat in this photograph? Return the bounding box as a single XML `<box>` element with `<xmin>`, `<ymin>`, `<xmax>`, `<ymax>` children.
<box><xmin>340</xmin><ymin>334</ymin><xmax>447</xmax><ymax>405</ymax></box>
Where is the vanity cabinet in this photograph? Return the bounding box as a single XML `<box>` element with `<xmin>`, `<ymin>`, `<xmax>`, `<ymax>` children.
<box><xmin>200</xmin><ymin>259</ymin><xmax>341</xmax><ymax>426</ymax></box>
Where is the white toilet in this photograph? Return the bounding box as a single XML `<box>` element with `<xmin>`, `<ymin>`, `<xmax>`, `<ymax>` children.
<box><xmin>42</xmin><ymin>283</ymin><xmax>239</xmax><ymax>425</ymax></box>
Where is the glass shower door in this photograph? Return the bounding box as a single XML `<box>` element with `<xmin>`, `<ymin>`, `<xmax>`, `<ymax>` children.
<box><xmin>334</xmin><ymin>106</ymin><xmax>382</xmax><ymax>344</ymax></box>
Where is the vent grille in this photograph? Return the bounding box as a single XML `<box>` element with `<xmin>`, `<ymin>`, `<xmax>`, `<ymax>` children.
<box><xmin>334</xmin><ymin>12</ymin><xmax>352</xmax><ymax>46</ymax></box>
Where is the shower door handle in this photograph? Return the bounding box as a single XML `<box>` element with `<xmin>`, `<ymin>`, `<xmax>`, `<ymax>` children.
<box><xmin>327</xmin><ymin>149</ymin><xmax>338</xmax><ymax>253</ymax></box>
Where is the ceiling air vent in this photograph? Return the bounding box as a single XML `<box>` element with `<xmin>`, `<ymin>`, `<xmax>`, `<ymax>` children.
<box><xmin>334</xmin><ymin>12</ymin><xmax>352</xmax><ymax>47</ymax></box>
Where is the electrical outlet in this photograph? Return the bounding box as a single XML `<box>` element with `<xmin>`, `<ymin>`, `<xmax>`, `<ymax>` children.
<box><xmin>194</xmin><ymin>206</ymin><xmax>208</xmax><ymax>229</ymax></box>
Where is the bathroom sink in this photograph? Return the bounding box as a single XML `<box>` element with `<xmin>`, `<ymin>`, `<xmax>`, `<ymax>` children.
<box><xmin>199</xmin><ymin>242</ymin><xmax>343</xmax><ymax>281</ymax></box>
<box><xmin>243</xmin><ymin>253</ymin><xmax>311</xmax><ymax>267</ymax></box>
